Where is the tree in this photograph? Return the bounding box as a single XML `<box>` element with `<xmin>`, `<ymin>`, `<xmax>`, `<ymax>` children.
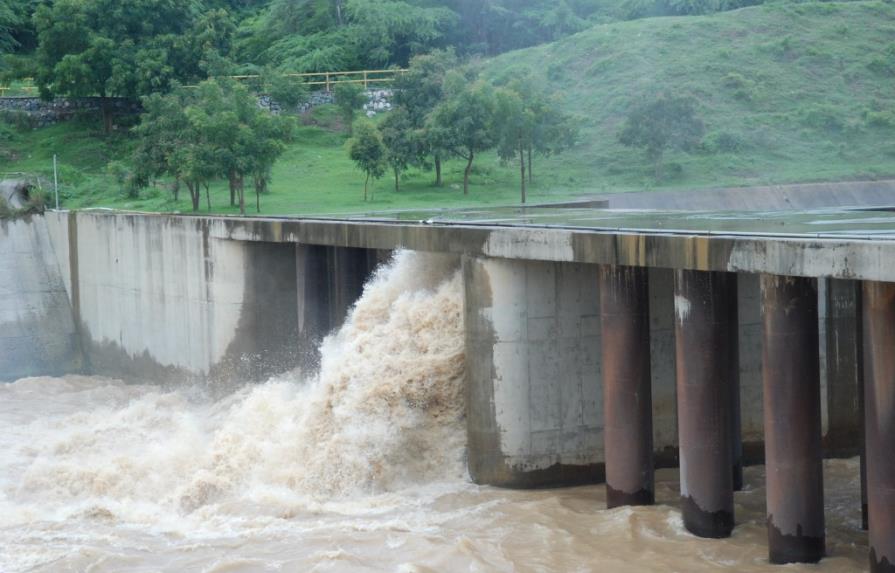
<box><xmin>334</xmin><ymin>81</ymin><xmax>367</xmax><ymax>134</ymax></box>
<box><xmin>379</xmin><ymin>108</ymin><xmax>419</xmax><ymax>193</ymax></box>
<box><xmin>427</xmin><ymin>77</ymin><xmax>497</xmax><ymax>195</ymax></box>
<box><xmin>0</xmin><ymin>0</ymin><xmax>20</xmax><ymax>54</ymax></box>
<box><xmin>348</xmin><ymin>120</ymin><xmax>388</xmax><ymax>201</ymax></box>
<box><xmin>494</xmin><ymin>87</ymin><xmax>534</xmax><ymax>203</ymax></box>
<box><xmin>393</xmin><ymin>49</ymin><xmax>457</xmax><ymax>186</ymax></box>
<box><xmin>133</xmin><ymin>79</ymin><xmax>292</xmax><ymax>214</ymax></box>
<box><xmin>618</xmin><ymin>94</ymin><xmax>705</xmax><ymax>180</ymax></box>
<box><xmin>32</xmin><ymin>0</ymin><xmax>233</xmax><ymax>133</ymax></box>
<box><xmin>262</xmin><ymin>69</ymin><xmax>309</xmax><ymax>111</ymax></box>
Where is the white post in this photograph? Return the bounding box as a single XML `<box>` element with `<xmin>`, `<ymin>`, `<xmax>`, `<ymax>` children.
<box><xmin>53</xmin><ymin>154</ymin><xmax>59</xmax><ymax>210</ymax></box>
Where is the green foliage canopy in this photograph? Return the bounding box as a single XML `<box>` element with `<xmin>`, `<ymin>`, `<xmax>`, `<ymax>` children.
<box><xmin>347</xmin><ymin>119</ymin><xmax>388</xmax><ymax>201</ymax></box>
<box><xmin>618</xmin><ymin>94</ymin><xmax>705</xmax><ymax>180</ymax></box>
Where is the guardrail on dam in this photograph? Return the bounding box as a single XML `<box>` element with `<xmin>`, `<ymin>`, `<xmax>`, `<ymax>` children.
<box><xmin>2</xmin><ymin>208</ymin><xmax>893</xmax><ymax>571</ymax></box>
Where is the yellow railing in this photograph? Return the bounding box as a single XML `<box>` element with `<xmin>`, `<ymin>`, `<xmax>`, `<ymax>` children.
<box><xmin>0</xmin><ymin>70</ymin><xmax>407</xmax><ymax>96</ymax></box>
<box><xmin>0</xmin><ymin>79</ymin><xmax>38</xmax><ymax>97</ymax></box>
<box><xmin>230</xmin><ymin>69</ymin><xmax>407</xmax><ymax>90</ymax></box>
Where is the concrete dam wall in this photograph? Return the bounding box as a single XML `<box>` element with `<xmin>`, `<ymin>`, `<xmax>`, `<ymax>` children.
<box><xmin>0</xmin><ymin>216</ymin><xmax>82</xmax><ymax>379</ymax></box>
<box><xmin>1</xmin><ymin>211</ymin><xmax>860</xmax><ymax>470</ymax></box>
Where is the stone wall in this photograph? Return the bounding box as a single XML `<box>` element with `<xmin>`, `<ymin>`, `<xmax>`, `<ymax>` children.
<box><xmin>1</xmin><ymin>88</ymin><xmax>394</xmax><ymax>127</ymax></box>
<box><xmin>0</xmin><ymin>97</ymin><xmax>140</xmax><ymax>127</ymax></box>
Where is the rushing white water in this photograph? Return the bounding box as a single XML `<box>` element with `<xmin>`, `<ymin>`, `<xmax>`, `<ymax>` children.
<box><xmin>0</xmin><ymin>251</ymin><xmax>869</xmax><ymax>572</ymax></box>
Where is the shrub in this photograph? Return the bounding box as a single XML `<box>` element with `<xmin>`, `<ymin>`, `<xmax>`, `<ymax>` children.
<box><xmin>704</xmin><ymin>130</ymin><xmax>746</xmax><ymax>153</ymax></box>
<box><xmin>798</xmin><ymin>104</ymin><xmax>844</xmax><ymax>131</ymax></box>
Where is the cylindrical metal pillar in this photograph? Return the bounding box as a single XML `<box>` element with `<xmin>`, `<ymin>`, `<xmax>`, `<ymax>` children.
<box><xmin>862</xmin><ymin>281</ymin><xmax>895</xmax><ymax>573</ymax></box>
<box><xmin>728</xmin><ymin>276</ymin><xmax>743</xmax><ymax>492</ymax></box>
<box><xmin>761</xmin><ymin>275</ymin><xmax>825</xmax><ymax>564</ymax></box>
<box><xmin>674</xmin><ymin>270</ymin><xmax>735</xmax><ymax>538</ymax></box>
<box><xmin>599</xmin><ymin>265</ymin><xmax>654</xmax><ymax>508</ymax></box>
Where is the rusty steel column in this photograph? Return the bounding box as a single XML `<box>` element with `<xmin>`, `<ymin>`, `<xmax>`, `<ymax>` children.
<box><xmin>599</xmin><ymin>265</ymin><xmax>654</xmax><ymax>508</ymax></box>
<box><xmin>761</xmin><ymin>275</ymin><xmax>825</xmax><ymax>564</ymax></box>
<box><xmin>674</xmin><ymin>270</ymin><xmax>735</xmax><ymax>538</ymax></box>
<box><xmin>728</xmin><ymin>276</ymin><xmax>743</xmax><ymax>492</ymax></box>
<box><xmin>863</xmin><ymin>281</ymin><xmax>895</xmax><ymax>573</ymax></box>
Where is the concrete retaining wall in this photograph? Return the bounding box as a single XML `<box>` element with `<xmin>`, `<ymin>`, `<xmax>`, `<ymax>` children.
<box><xmin>41</xmin><ymin>212</ymin><xmax>302</xmax><ymax>383</ymax></box>
<box><xmin>0</xmin><ymin>216</ymin><xmax>82</xmax><ymax>380</ymax></box>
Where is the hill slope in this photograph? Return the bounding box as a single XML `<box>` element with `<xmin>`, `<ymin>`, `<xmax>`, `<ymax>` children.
<box><xmin>482</xmin><ymin>0</ymin><xmax>895</xmax><ymax>194</ymax></box>
<box><xmin>3</xmin><ymin>1</ymin><xmax>894</xmax><ymax>215</ymax></box>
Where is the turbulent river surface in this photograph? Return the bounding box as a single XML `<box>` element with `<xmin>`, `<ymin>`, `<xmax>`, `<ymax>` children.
<box><xmin>0</xmin><ymin>252</ymin><xmax>869</xmax><ymax>572</ymax></box>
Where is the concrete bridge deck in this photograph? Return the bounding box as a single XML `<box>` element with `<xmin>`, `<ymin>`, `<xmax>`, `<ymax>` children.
<box><xmin>198</xmin><ymin>205</ymin><xmax>895</xmax><ymax>281</ymax></box>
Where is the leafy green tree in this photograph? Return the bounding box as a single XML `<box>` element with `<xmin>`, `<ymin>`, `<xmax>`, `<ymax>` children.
<box><xmin>379</xmin><ymin>108</ymin><xmax>419</xmax><ymax>192</ymax></box>
<box><xmin>494</xmin><ymin>87</ymin><xmax>535</xmax><ymax>203</ymax></box>
<box><xmin>33</xmin><ymin>0</ymin><xmax>234</xmax><ymax>132</ymax></box>
<box><xmin>347</xmin><ymin>119</ymin><xmax>388</xmax><ymax>201</ymax></box>
<box><xmin>428</xmin><ymin>77</ymin><xmax>497</xmax><ymax>195</ymax></box>
<box><xmin>134</xmin><ymin>79</ymin><xmax>292</xmax><ymax>214</ymax></box>
<box><xmin>245</xmin><ymin>105</ymin><xmax>294</xmax><ymax>211</ymax></box>
<box><xmin>0</xmin><ymin>0</ymin><xmax>20</xmax><ymax>54</ymax></box>
<box><xmin>618</xmin><ymin>94</ymin><xmax>705</xmax><ymax>180</ymax></box>
<box><xmin>261</xmin><ymin>68</ymin><xmax>309</xmax><ymax>110</ymax></box>
<box><xmin>393</xmin><ymin>48</ymin><xmax>457</xmax><ymax>186</ymax></box>
<box><xmin>334</xmin><ymin>81</ymin><xmax>367</xmax><ymax>134</ymax></box>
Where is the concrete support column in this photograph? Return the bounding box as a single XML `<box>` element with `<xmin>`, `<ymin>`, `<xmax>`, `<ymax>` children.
<box><xmin>464</xmin><ymin>255</ymin><xmax>602</xmax><ymax>488</ymax></box>
<box><xmin>761</xmin><ymin>275</ymin><xmax>825</xmax><ymax>564</ymax></box>
<box><xmin>727</xmin><ymin>275</ymin><xmax>743</xmax><ymax>491</ymax></box>
<box><xmin>862</xmin><ymin>281</ymin><xmax>895</xmax><ymax>573</ymax></box>
<box><xmin>674</xmin><ymin>270</ymin><xmax>736</xmax><ymax>538</ymax></box>
<box><xmin>824</xmin><ymin>279</ymin><xmax>864</xmax><ymax>454</ymax></box>
<box><xmin>599</xmin><ymin>265</ymin><xmax>654</xmax><ymax>508</ymax></box>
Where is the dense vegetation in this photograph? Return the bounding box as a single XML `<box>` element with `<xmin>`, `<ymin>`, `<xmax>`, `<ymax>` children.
<box><xmin>1</xmin><ymin>0</ymin><xmax>894</xmax><ymax>215</ymax></box>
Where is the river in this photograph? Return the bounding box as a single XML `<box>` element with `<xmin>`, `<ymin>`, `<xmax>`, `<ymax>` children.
<box><xmin>0</xmin><ymin>252</ymin><xmax>868</xmax><ymax>572</ymax></box>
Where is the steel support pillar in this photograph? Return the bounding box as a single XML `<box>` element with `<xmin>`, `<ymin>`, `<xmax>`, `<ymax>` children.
<box><xmin>863</xmin><ymin>281</ymin><xmax>895</xmax><ymax>573</ymax></box>
<box><xmin>599</xmin><ymin>265</ymin><xmax>654</xmax><ymax>508</ymax></box>
<box><xmin>761</xmin><ymin>275</ymin><xmax>825</xmax><ymax>564</ymax></box>
<box><xmin>674</xmin><ymin>270</ymin><xmax>735</xmax><ymax>538</ymax></box>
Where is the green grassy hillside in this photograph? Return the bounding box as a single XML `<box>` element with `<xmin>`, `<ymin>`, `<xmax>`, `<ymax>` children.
<box><xmin>2</xmin><ymin>1</ymin><xmax>894</xmax><ymax>215</ymax></box>
<box><xmin>483</xmin><ymin>0</ymin><xmax>895</xmax><ymax>193</ymax></box>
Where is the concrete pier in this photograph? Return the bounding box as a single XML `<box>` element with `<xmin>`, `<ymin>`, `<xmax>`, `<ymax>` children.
<box><xmin>599</xmin><ymin>265</ymin><xmax>654</xmax><ymax>508</ymax></box>
<box><xmin>464</xmin><ymin>256</ymin><xmax>602</xmax><ymax>487</ymax></box>
<box><xmin>673</xmin><ymin>270</ymin><xmax>736</xmax><ymax>538</ymax></box>
<box><xmin>761</xmin><ymin>275</ymin><xmax>825</xmax><ymax>564</ymax></box>
<box><xmin>727</xmin><ymin>276</ymin><xmax>744</xmax><ymax>491</ymax></box>
<box><xmin>862</xmin><ymin>281</ymin><xmax>895</xmax><ymax>573</ymax></box>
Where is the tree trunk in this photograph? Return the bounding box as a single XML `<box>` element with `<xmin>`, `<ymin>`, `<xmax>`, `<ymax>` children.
<box><xmin>519</xmin><ymin>146</ymin><xmax>527</xmax><ymax>204</ymax></box>
<box><xmin>172</xmin><ymin>177</ymin><xmax>180</xmax><ymax>201</ymax></box>
<box><xmin>394</xmin><ymin>167</ymin><xmax>400</xmax><ymax>193</ymax></box>
<box><xmin>654</xmin><ymin>152</ymin><xmax>663</xmax><ymax>181</ymax></box>
<box><xmin>364</xmin><ymin>173</ymin><xmax>369</xmax><ymax>201</ymax></box>
<box><xmin>463</xmin><ymin>151</ymin><xmax>474</xmax><ymax>196</ymax></box>
<box><xmin>101</xmin><ymin>99</ymin><xmax>113</xmax><ymax>134</ymax></box>
<box><xmin>528</xmin><ymin>146</ymin><xmax>533</xmax><ymax>184</ymax></box>
<box><xmin>187</xmin><ymin>181</ymin><xmax>200</xmax><ymax>212</ymax></box>
<box><xmin>237</xmin><ymin>175</ymin><xmax>245</xmax><ymax>216</ymax></box>
<box><xmin>334</xmin><ymin>0</ymin><xmax>344</xmax><ymax>26</ymax></box>
<box><xmin>435</xmin><ymin>156</ymin><xmax>443</xmax><ymax>187</ymax></box>
<box><xmin>205</xmin><ymin>183</ymin><xmax>211</xmax><ymax>211</ymax></box>
<box><xmin>229</xmin><ymin>170</ymin><xmax>237</xmax><ymax>207</ymax></box>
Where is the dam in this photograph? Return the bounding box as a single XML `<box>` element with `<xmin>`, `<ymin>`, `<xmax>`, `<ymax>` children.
<box><xmin>2</xmin><ymin>204</ymin><xmax>894</xmax><ymax>572</ymax></box>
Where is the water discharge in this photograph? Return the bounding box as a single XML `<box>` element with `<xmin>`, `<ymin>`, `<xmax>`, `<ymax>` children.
<box><xmin>0</xmin><ymin>252</ymin><xmax>869</xmax><ymax>572</ymax></box>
